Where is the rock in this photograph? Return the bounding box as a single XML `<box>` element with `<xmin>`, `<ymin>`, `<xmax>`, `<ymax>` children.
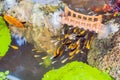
<box><xmin>62</xmin><ymin>0</ymin><xmax>108</xmax><ymax>9</ymax></box>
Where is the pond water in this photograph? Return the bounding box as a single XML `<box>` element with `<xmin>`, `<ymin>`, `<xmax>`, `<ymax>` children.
<box><xmin>0</xmin><ymin>39</ymin><xmax>87</xmax><ymax>80</ymax></box>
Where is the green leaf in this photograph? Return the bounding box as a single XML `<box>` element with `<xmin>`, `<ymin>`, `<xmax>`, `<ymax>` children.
<box><xmin>0</xmin><ymin>71</ymin><xmax>9</xmax><ymax>80</ymax></box>
<box><xmin>0</xmin><ymin>16</ymin><xmax>11</xmax><ymax>57</ymax></box>
<box><xmin>42</xmin><ymin>61</ymin><xmax>114</xmax><ymax>80</ymax></box>
<box><xmin>5</xmin><ymin>71</ymin><xmax>9</xmax><ymax>75</ymax></box>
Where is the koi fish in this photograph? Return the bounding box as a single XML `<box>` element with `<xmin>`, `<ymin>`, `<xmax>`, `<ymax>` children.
<box><xmin>34</xmin><ymin>55</ymin><xmax>40</xmax><ymax>58</ymax></box>
<box><xmin>42</xmin><ymin>56</ymin><xmax>47</xmax><ymax>60</ymax></box>
<box><xmin>3</xmin><ymin>14</ymin><xmax>24</xmax><ymax>28</ymax></box>
<box><xmin>68</xmin><ymin>42</ymin><xmax>77</xmax><ymax>50</ymax></box>
<box><xmin>10</xmin><ymin>45</ymin><xmax>19</xmax><ymax>49</ymax></box>
<box><xmin>54</xmin><ymin>44</ymin><xmax>65</xmax><ymax>57</ymax></box>
<box><xmin>92</xmin><ymin>7</ymin><xmax>103</xmax><ymax>12</ymax></box>
<box><xmin>61</xmin><ymin>58</ymin><xmax>68</xmax><ymax>63</ymax></box>
<box><xmin>85</xmin><ymin>32</ymin><xmax>96</xmax><ymax>49</ymax></box>
<box><xmin>102</xmin><ymin>4</ymin><xmax>112</xmax><ymax>12</ymax></box>
<box><xmin>92</xmin><ymin>4</ymin><xmax>112</xmax><ymax>13</ymax></box>
<box><xmin>69</xmin><ymin>40</ymin><xmax>80</xmax><ymax>57</ymax></box>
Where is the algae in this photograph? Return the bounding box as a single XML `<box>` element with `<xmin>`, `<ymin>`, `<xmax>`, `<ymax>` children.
<box><xmin>0</xmin><ymin>16</ymin><xmax>11</xmax><ymax>57</ymax></box>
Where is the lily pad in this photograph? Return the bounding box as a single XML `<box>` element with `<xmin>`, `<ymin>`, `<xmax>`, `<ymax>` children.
<box><xmin>42</xmin><ymin>61</ymin><xmax>113</xmax><ymax>80</ymax></box>
<box><xmin>0</xmin><ymin>16</ymin><xmax>11</xmax><ymax>57</ymax></box>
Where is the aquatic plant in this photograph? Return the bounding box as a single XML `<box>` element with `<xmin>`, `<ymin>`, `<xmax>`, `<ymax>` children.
<box><xmin>42</xmin><ymin>61</ymin><xmax>113</xmax><ymax>80</ymax></box>
<box><xmin>43</xmin><ymin>56</ymin><xmax>52</xmax><ymax>68</ymax></box>
<box><xmin>0</xmin><ymin>71</ymin><xmax>9</xmax><ymax>80</ymax></box>
<box><xmin>0</xmin><ymin>16</ymin><xmax>11</xmax><ymax>57</ymax></box>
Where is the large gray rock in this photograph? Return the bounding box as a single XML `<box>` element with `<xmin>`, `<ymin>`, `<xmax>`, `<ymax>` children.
<box><xmin>62</xmin><ymin>0</ymin><xmax>109</xmax><ymax>9</ymax></box>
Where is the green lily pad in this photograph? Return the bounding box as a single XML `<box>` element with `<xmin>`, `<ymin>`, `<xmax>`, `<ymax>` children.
<box><xmin>42</xmin><ymin>61</ymin><xmax>114</xmax><ymax>80</ymax></box>
<box><xmin>0</xmin><ymin>16</ymin><xmax>11</xmax><ymax>57</ymax></box>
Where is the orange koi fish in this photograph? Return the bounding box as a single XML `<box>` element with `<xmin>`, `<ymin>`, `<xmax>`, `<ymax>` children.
<box><xmin>102</xmin><ymin>4</ymin><xmax>112</xmax><ymax>12</ymax></box>
<box><xmin>92</xmin><ymin>7</ymin><xmax>103</xmax><ymax>12</ymax></box>
<box><xmin>92</xmin><ymin>4</ymin><xmax>112</xmax><ymax>13</ymax></box>
<box><xmin>10</xmin><ymin>45</ymin><xmax>19</xmax><ymax>50</ymax></box>
<box><xmin>3</xmin><ymin>14</ymin><xmax>24</xmax><ymax>28</ymax></box>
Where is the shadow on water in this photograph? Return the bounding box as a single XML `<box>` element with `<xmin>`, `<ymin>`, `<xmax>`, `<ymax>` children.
<box><xmin>0</xmin><ymin>39</ymin><xmax>87</xmax><ymax>80</ymax></box>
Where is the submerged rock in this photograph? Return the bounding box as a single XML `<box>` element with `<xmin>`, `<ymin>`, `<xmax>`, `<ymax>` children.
<box><xmin>7</xmin><ymin>0</ymin><xmax>34</xmax><ymax>22</ymax></box>
<box><xmin>98</xmin><ymin>19</ymin><xmax>119</xmax><ymax>39</ymax></box>
<box><xmin>5</xmin><ymin>0</ymin><xmax>64</xmax><ymax>55</ymax></box>
<box><xmin>99</xmin><ymin>46</ymin><xmax>120</xmax><ymax>80</ymax></box>
<box><xmin>87</xmin><ymin>19</ymin><xmax>120</xmax><ymax>67</ymax></box>
<box><xmin>87</xmin><ymin>20</ymin><xmax>120</xmax><ymax>79</ymax></box>
<box><xmin>87</xmin><ymin>37</ymin><xmax>113</xmax><ymax>67</ymax></box>
<box><xmin>98</xmin><ymin>27</ymin><xmax>120</xmax><ymax>80</ymax></box>
<box><xmin>32</xmin><ymin>0</ymin><xmax>61</xmax><ymax>6</ymax></box>
<box><xmin>4</xmin><ymin>0</ymin><xmax>18</xmax><ymax>11</ymax></box>
<box><xmin>0</xmin><ymin>1</ymin><xmax>4</xmax><ymax>15</ymax></box>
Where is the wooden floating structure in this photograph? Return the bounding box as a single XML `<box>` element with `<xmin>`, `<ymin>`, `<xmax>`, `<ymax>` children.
<box><xmin>61</xmin><ymin>6</ymin><xmax>102</xmax><ymax>33</ymax></box>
